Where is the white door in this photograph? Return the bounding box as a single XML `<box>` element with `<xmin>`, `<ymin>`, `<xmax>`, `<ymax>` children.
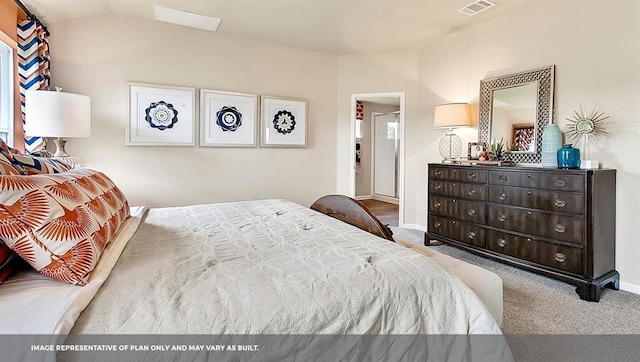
<box><xmin>373</xmin><ymin>112</ymin><xmax>399</xmax><ymax>198</ymax></box>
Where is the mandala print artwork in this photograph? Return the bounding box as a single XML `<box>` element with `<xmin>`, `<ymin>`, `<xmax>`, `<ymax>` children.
<box><xmin>216</xmin><ymin>106</ymin><xmax>243</xmax><ymax>132</ymax></box>
<box><xmin>145</xmin><ymin>101</ymin><xmax>179</xmax><ymax>131</ymax></box>
<box><xmin>273</xmin><ymin>110</ymin><xmax>296</xmax><ymax>134</ymax></box>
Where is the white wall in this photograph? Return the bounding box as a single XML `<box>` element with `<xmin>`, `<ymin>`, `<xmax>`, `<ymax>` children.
<box><xmin>48</xmin><ymin>13</ymin><xmax>338</xmax><ymax>208</ymax></box>
<box><xmin>338</xmin><ymin>0</ymin><xmax>640</xmax><ymax>288</ymax></box>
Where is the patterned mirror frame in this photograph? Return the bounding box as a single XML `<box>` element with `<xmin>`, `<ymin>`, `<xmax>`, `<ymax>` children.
<box><xmin>478</xmin><ymin>65</ymin><xmax>555</xmax><ymax>164</ymax></box>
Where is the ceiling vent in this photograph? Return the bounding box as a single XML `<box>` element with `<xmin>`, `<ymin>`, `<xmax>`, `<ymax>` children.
<box><xmin>154</xmin><ymin>6</ymin><xmax>221</xmax><ymax>32</ymax></box>
<box><xmin>458</xmin><ymin>0</ymin><xmax>496</xmax><ymax>16</ymax></box>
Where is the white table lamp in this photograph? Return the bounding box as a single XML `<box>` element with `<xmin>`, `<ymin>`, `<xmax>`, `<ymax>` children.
<box><xmin>433</xmin><ymin>103</ymin><xmax>471</xmax><ymax>163</ymax></box>
<box><xmin>25</xmin><ymin>88</ymin><xmax>91</xmax><ymax>157</ymax></box>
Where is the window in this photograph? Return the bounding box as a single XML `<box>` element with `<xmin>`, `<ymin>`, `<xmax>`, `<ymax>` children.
<box><xmin>0</xmin><ymin>40</ymin><xmax>13</xmax><ymax>145</ymax></box>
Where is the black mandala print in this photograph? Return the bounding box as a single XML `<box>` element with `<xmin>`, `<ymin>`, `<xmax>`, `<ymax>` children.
<box><xmin>145</xmin><ymin>101</ymin><xmax>179</xmax><ymax>131</ymax></box>
<box><xmin>216</xmin><ymin>106</ymin><xmax>243</xmax><ymax>132</ymax></box>
<box><xmin>273</xmin><ymin>110</ymin><xmax>296</xmax><ymax>134</ymax></box>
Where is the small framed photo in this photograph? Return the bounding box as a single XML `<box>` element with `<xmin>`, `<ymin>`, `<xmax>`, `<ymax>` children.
<box><xmin>126</xmin><ymin>82</ymin><xmax>196</xmax><ymax>146</ymax></box>
<box><xmin>260</xmin><ymin>95</ymin><xmax>308</xmax><ymax>147</ymax></box>
<box><xmin>468</xmin><ymin>142</ymin><xmax>486</xmax><ymax>160</ymax></box>
<box><xmin>200</xmin><ymin>89</ymin><xmax>258</xmax><ymax>147</ymax></box>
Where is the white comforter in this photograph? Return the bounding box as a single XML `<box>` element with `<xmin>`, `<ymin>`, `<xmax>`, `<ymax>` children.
<box><xmin>71</xmin><ymin>199</ymin><xmax>501</xmax><ymax>336</ymax></box>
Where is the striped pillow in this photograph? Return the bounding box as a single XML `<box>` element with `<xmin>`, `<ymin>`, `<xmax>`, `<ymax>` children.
<box><xmin>11</xmin><ymin>153</ymin><xmax>72</xmax><ymax>175</ymax></box>
<box><xmin>0</xmin><ymin>167</ymin><xmax>130</xmax><ymax>285</ymax></box>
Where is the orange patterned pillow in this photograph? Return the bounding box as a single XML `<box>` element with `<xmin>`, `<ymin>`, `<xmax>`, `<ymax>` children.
<box><xmin>0</xmin><ymin>167</ymin><xmax>130</xmax><ymax>285</ymax></box>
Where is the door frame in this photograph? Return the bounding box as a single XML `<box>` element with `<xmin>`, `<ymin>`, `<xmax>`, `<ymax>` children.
<box><xmin>350</xmin><ymin>92</ymin><xmax>405</xmax><ymax>227</ymax></box>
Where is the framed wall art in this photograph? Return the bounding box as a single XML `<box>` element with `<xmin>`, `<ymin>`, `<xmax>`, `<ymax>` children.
<box><xmin>126</xmin><ymin>82</ymin><xmax>196</xmax><ymax>146</ymax></box>
<box><xmin>200</xmin><ymin>89</ymin><xmax>258</xmax><ymax>147</ymax></box>
<box><xmin>260</xmin><ymin>95</ymin><xmax>308</xmax><ymax>148</ymax></box>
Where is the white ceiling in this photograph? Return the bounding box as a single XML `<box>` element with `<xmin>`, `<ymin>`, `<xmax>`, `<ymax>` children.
<box><xmin>21</xmin><ymin>0</ymin><xmax>532</xmax><ymax>55</ymax></box>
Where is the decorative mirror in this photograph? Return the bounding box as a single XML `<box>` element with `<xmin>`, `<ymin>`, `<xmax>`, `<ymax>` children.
<box><xmin>478</xmin><ymin>65</ymin><xmax>555</xmax><ymax>164</ymax></box>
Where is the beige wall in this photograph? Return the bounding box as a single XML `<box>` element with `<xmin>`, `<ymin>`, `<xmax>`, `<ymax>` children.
<box><xmin>48</xmin><ymin>13</ymin><xmax>338</xmax><ymax>208</ymax></box>
<box><xmin>338</xmin><ymin>0</ymin><xmax>640</xmax><ymax>289</ymax></box>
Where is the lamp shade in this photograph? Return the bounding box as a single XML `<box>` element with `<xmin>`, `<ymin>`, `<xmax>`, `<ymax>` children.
<box><xmin>25</xmin><ymin>90</ymin><xmax>91</xmax><ymax>138</ymax></box>
<box><xmin>433</xmin><ymin>103</ymin><xmax>471</xmax><ymax>129</ymax></box>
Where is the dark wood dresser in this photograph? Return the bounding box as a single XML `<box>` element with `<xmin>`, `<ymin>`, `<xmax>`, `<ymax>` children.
<box><xmin>426</xmin><ymin>163</ymin><xmax>618</xmax><ymax>301</ymax></box>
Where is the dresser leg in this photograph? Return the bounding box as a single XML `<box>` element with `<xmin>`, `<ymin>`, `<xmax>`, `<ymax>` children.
<box><xmin>423</xmin><ymin>232</ymin><xmax>431</xmax><ymax>246</ymax></box>
<box><xmin>574</xmin><ymin>271</ymin><xmax>620</xmax><ymax>302</ymax></box>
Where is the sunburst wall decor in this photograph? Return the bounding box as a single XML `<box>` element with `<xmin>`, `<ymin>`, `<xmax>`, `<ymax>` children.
<box><xmin>565</xmin><ymin>105</ymin><xmax>609</xmax><ymax>169</ymax></box>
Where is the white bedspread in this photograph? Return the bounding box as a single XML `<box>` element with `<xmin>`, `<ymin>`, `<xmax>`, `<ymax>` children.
<box><xmin>71</xmin><ymin>199</ymin><xmax>501</xmax><ymax>336</ymax></box>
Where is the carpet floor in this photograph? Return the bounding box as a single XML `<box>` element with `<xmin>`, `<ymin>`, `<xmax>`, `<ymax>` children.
<box><xmin>391</xmin><ymin>227</ymin><xmax>640</xmax><ymax>334</ymax></box>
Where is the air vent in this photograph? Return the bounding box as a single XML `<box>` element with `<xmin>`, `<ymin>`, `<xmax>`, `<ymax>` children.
<box><xmin>458</xmin><ymin>0</ymin><xmax>496</xmax><ymax>16</ymax></box>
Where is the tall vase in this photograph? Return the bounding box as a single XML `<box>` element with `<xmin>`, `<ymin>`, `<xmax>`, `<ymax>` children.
<box><xmin>541</xmin><ymin>124</ymin><xmax>562</xmax><ymax>168</ymax></box>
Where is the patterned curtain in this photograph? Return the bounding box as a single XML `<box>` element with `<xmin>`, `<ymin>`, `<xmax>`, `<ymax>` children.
<box><xmin>17</xmin><ymin>19</ymin><xmax>50</xmax><ymax>153</ymax></box>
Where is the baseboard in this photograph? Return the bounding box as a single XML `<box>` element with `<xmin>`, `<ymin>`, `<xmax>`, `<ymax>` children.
<box><xmin>620</xmin><ymin>281</ymin><xmax>640</xmax><ymax>296</ymax></box>
<box><xmin>372</xmin><ymin>194</ymin><xmax>399</xmax><ymax>205</ymax></box>
<box><xmin>354</xmin><ymin>195</ymin><xmax>372</xmax><ymax>201</ymax></box>
<box><xmin>400</xmin><ymin>223</ymin><xmax>426</xmax><ymax>232</ymax></box>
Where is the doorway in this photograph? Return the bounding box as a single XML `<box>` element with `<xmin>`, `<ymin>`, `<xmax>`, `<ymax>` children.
<box><xmin>350</xmin><ymin>92</ymin><xmax>405</xmax><ymax>227</ymax></box>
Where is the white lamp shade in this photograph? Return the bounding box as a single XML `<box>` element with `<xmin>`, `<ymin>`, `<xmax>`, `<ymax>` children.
<box><xmin>25</xmin><ymin>90</ymin><xmax>91</xmax><ymax>138</ymax></box>
<box><xmin>433</xmin><ymin>103</ymin><xmax>471</xmax><ymax>129</ymax></box>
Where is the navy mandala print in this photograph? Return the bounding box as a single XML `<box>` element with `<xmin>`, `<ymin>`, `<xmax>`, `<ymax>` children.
<box><xmin>273</xmin><ymin>110</ymin><xmax>296</xmax><ymax>134</ymax></box>
<box><xmin>145</xmin><ymin>101</ymin><xmax>179</xmax><ymax>130</ymax></box>
<box><xmin>216</xmin><ymin>106</ymin><xmax>243</xmax><ymax>132</ymax></box>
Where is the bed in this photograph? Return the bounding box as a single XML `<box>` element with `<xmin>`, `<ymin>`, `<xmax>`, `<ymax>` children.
<box><xmin>0</xmin><ymin>166</ymin><xmax>512</xmax><ymax>361</ymax></box>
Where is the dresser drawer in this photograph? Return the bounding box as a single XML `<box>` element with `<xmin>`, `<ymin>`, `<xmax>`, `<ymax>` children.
<box><xmin>429</xmin><ymin>215</ymin><xmax>485</xmax><ymax>248</ymax></box>
<box><xmin>429</xmin><ymin>196</ymin><xmax>485</xmax><ymax>224</ymax></box>
<box><xmin>487</xmin><ymin>205</ymin><xmax>584</xmax><ymax>244</ymax></box>
<box><xmin>430</xmin><ymin>181</ymin><xmax>486</xmax><ymax>201</ymax></box>
<box><xmin>520</xmin><ymin>172</ymin><xmax>584</xmax><ymax>192</ymax></box>
<box><xmin>489</xmin><ymin>186</ymin><xmax>584</xmax><ymax>214</ymax></box>
<box><xmin>430</xmin><ymin>166</ymin><xmax>487</xmax><ymax>183</ymax></box>
<box><xmin>486</xmin><ymin>230</ymin><xmax>583</xmax><ymax>275</ymax></box>
<box><xmin>488</xmin><ymin>170</ymin><xmax>521</xmax><ymax>187</ymax></box>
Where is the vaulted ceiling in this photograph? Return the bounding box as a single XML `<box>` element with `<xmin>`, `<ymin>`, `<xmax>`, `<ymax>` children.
<box><xmin>22</xmin><ymin>0</ymin><xmax>535</xmax><ymax>54</ymax></box>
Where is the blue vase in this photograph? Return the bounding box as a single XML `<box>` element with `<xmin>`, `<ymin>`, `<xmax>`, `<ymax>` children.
<box><xmin>541</xmin><ymin>124</ymin><xmax>562</xmax><ymax>168</ymax></box>
<box><xmin>557</xmin><ymin>144</ymin><xmax>580</xmax><ymax>169</ymax></box>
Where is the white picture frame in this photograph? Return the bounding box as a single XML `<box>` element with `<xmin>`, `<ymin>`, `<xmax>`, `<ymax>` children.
<box><xmin>200</xmin><ymin>89</ymin><xmax>258</xmax><ymax>147</ymax></box>
<box><xmin>126</xmin><ymin>82</ymin><xmax>196</xmax><ymax>146</ymax></box>
<box><xmin>260</xmin><ymin>95</ymin><xmax>308</xmax><ymax>148</ymax></box>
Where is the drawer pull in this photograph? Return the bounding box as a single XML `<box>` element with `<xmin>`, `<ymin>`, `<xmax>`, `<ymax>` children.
<box><xmin>468</xmin><ymin>189</ymin><xmax>477</xmax><ymax>196</ymax></box>
<box><xmin>451</xmin><ymin>220</ymin><xmax>456</xmax><ymax>224</ymax></box>
<box><xmin>527</xmin><ymin>174</ymin><xmax>532</xmax><ymax>178</ymax></box>
<box><xmin>435</xmin><ymin>184</ymin><xmax>442</xmax><ymax>190</ymax></box>
<box><xmin>554</xmin><ymin>178</ymin><xmax>568</xmax><ymax>187</ymax></box>
<box><xmin>434</xmin><ymin>222</ymin><xmax>441</xmax><ymax>228</ymax></box>
<box><xmin>527</xmin><ymin>191</ymin><xmax>532</xmax><ymax>196</ymax></box>
<box><xmin>554</xmin><ymin>224</ymin><xmax>567</xmax><ymax>233</ymax></box>
<box><xmin>498</xmin><ymin>175</ymin><xmax>508</xmax><ymax>182</ymax></box>
<box><xmin>467</xmin><ymin>209</ymin><xmax>477</xmax><ymax>216</ymax></box>
<box><xmin>554</xmin><ymin>253</ymin><xmax>566</xmax><ymax>263</ymax></box>
<box><xmin>527</xmin><ymin>238</ymin><xmax>532</xmax><ymax>242</ymax></box>
<box><xmin>499</xmin><ymin>192</ymin><xmax>508</xmax><ymax>201</ymax></box>
<box><xmin>451</xmin><ymin>199</ymin><xmax>456</xmax><ymax>203</ymax></box>
<box><xmin>527</xmin><ymin>211</ymin><xmax>532</xmax><ymax>216</ymax></box>
<box><xmin>554</xmin><ymin>199</ymin><xmax>567</xmax><ymax>208</ymax></box>
<box><xmin>498</xmin><ymin>214</ymin><xmax>507</xmax><ymax>222</ymax></box>
<box><xmin>434</xmin><ymin>202</ymin><xmax>441</xmax><ymax>208</ymax></box>
<box><xmin>435</xmin><ymin>171</ymin><xmax>442</xmax><ymax>177</ymax></box>
<box><xmin>468</xmin><ymin>231</ymin><xmax>477</xmax><ymax>240</ymax></box>
<box><xmin>469</xmin><ymin>173</ymin><xmax>477</xmax><ymax>179</ymax></box>
<box><xmin>498</xmin><ymin>239</ymin><xmax>507</xmax><ymax>248</ymax></box>
<box><xmin>452</xmin><ymin>183</ymin><xmax>456</xmax><ymax>187</ymax></box>
<box><xmin>452</xmin><ymin>170</ymin><xmax>457</xmax><ymax>174</ymax></box>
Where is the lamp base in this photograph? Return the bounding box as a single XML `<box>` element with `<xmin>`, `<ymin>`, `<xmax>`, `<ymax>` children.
<box><xmin>52</xmin><ymin>138</ymin><xmax>70</xmax><ymax>157</ymax></box>
<box><xmin>438</xmin><ymin>131</ymin><xmax>462</xmax><ymax>162</ymax></box>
